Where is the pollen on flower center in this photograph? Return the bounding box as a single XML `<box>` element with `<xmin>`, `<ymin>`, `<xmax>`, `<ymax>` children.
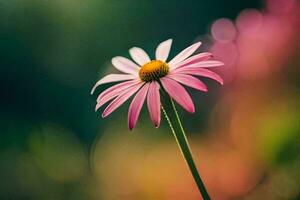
<box><xmin>139</xmin><ymin>60</ymin><xmax>169</xmax><ymax>82</ymax></box>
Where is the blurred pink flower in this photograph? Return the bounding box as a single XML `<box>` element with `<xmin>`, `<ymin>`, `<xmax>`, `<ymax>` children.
<box><xmin>209</xmin><ymin>0</ymin><xmax>300</xmax><ymax>82</ymax></box>
<box><xmin>91</xmin><ymin>39</ymin><xmax>224</xmax><ymax>129</ymax></box>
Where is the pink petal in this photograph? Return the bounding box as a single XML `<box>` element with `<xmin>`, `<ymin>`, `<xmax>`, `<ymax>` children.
<box><xmin>175</xmin><ymin>60</ymin><xmax>224</xmax><ymax>69</ymax></box>
<box><xmin>174</xmin><ymin>67</ymin><xmax>223</xmax><ymax>85</ymax></box>
<box><xmin>102</xmin><ymin>83</ymin><xmax>143</xmax><ymax>117</ymax></box>
<box><xmin>95</xmin><ymin>80</ymin><xmax>141</xmax><ymax>111</ymax></box>
<box><xmin>111</xmin><ymin>56</ymin><xmax>140</xmax><ymax>74</ymax></box>
<box><xmin>128</xmin><ymin>83</ymin><xmax>150</xmax><ymax>130</ymax></box>
<box><xmin>170</xmin><ymin>52</ymin><xmax>213</xmax><ymax>70</ymax></box>
<box><xmin>91</xmin><ymin>74</ymin><xmax>136</xmax><ymax>94</ymax></box>
<box><xmin>160</xmin><ymin>77</ymin><xmax>195</xmax><ymax>113</ymax></box>
<box><xmin>147</xmin><ymin>81</ymin><xmax>161</xmax><ymax>127</ymax></box>
<box><xmin>168</xmin><ymin>42</ymin><xmax>201</xmax><ymax>66</ymax></box>
<box><xmin>155</xmin><ymin>39</ymin><xmax>173</xmax><ymax>62</ymax></box>
<box><xmin>167</xmin><ymin>74</ymin><xmax>208</xmax><ymax>92</ymax></box>
<box><xmin>97</xmin><ymin>79</ymin><xmax>140</xmax><ymax>102</ymax></box>
<box><xmin>129</xmin><ymin>47</ymin><xmax>151</xmax><ymax>66</ymax></box>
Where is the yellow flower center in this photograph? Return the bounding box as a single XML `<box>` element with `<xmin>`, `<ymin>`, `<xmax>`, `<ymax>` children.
<box><xmin>139</xmin><ymin>60</ymin><xmax>169</xmax><ymax>82</ymax></box>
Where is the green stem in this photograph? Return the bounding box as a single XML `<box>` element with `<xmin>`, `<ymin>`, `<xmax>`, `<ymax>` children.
<box><xmin>161</xmin><ymin>97</ymin><xmax>211</xmax><ymax>200</ymax></box>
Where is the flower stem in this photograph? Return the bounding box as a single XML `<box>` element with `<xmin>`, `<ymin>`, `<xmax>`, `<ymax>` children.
<box><xmin>161</xmin><ymin>97</ymin><xmax>211</xmax><ymax>200</ymax></box>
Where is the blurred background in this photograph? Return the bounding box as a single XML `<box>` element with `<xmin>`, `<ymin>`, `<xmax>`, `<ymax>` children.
<box><xmin>1</xmin><ymin>0</ymin><xmax>300</xmax><ymax>199</ymax></box>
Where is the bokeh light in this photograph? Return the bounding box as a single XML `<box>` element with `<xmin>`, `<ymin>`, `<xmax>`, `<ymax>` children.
<box><xmin>211</xmin><ymin>18</ymin><xmax>237</xmax><ymax>43</ymax></box>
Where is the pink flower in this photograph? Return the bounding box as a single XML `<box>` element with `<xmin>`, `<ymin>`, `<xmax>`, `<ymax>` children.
<box><xmin>91</xmin><ymin>39</ymin><xmax>224</xmax><ymax>130</ymax></box>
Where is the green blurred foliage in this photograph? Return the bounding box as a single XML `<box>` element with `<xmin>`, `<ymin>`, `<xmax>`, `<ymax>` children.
<box><xmin>257</xmin><ymin>98</ymin><xmax>300</xmax><ymax>166</ymax></box>
<box><xmin>28</xmin><ymin>124</ymin><xmax>88</xmax><ymax>183</ymax></box>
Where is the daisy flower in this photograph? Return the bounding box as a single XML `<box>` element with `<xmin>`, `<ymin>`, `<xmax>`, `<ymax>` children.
<box><xmin>91</xmin><ymin>39</ymin><xmax>223</xmax><ymax>199</ymax></box>
<box><xmin>91</xmin><ymin>39</ymin><xmax>224</xmax><ymax>130</ymax></box>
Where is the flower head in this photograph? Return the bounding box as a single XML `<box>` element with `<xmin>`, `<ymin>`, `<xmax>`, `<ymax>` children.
<box><xmin>91</xmin><ymin>39</ymin><xmax>224</xmax><ymax>130</ymax></box>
